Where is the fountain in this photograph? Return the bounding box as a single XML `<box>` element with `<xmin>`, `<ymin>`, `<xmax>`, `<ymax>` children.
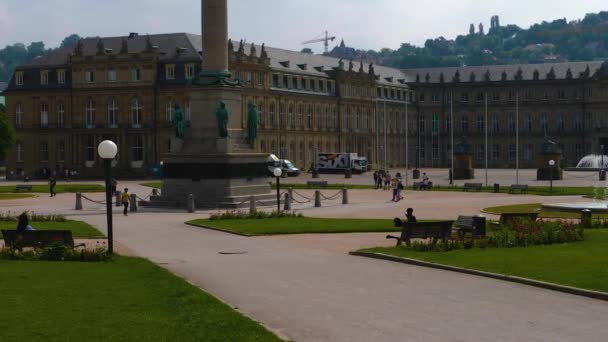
<box><xmin>575</xmin><ymin>154</ymin><xmax>608</xmax><ymax>170</ymax></box>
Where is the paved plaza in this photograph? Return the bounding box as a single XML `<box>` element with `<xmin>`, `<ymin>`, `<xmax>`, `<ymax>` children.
<box><xmin>2</xmin><ymin>177</ymin><xmax>608</xmax><ymax>341</ymax></box>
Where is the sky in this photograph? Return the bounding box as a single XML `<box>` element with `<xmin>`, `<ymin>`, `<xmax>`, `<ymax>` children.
<box><xmin>0</xmin><ymin>0</ymin><xmax>606</xmax><ymax>52</ymax></box>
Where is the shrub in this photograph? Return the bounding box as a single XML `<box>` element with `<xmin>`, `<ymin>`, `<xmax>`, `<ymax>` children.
<box><xmin>209</xmin><ymin>210</ymin><xmax>303</xmax><ymax>220</ymax></box>
<box><xmin>0</xmin><ymin>211</ymin><xmax>67</xmax><ymax>222</ymax></box>
<box><xmin>0</xmin><ymin>244</ymin><xmax>111</xmax><ymax>262</ymax></box>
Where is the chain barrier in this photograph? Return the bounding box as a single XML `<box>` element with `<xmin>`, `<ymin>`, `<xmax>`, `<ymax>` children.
<box><xmin>320</xmin><ymin>190</ymin><xmax>343</xmax><ymax>201</ymax></box>
<box><xmin>291</xmin><ymin>197</ymin><xmax>313</xmax><ymax>204</ymax></box>
<box><xmin>136</xmin><ymin>191</ymin><xmax>155</xmax><ymax>202</ymax></box>
<box><xmin>292</xmin><ymin>190</ymin><xmax>314</xmax><ymax>201</ymax></box>
<box><xmin>80</xmin><ymin>194</ymin><xmax>106</xmax><ymax>205</ymax></box>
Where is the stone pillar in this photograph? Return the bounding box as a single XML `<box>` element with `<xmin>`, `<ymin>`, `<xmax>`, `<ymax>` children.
<box><xmin>75</xmin><ymin>193</ymin><xmax>82</xmax><ymax>210</ymax></box>
<box><xmin>187</xmin><ymin>194</ymin><xmax>196</xmax><ymax>213</ymax></box>
<box><xmin>202</xmin><ymin>0</ymin><xmax>228</xmax><ymax>73</ymax></box>
<box><xmin>249</xmin><ymin>195</ymin><xmax>256</xmax><ymax>214</ymax></box>
<box><xmin>342</xmin><ymin>188</ymin><xmax>349</xmax><ymax>205</ymax></box>
<box><xmin>283</xmin><ymin>193</ymin><xmax>291</xmax><ymax>211</ymax></box>
<box><xmin>314</xmin><ymin>191</ymin><xmax>322</xmax><ymax>207</ymax></box>
<box><xmin>115</xmin><ymin>191</ymin><xmax>122</xmax><ymax>207</ymax></box>
<box><xmin>130</xmin><ymin>194</ymin><xmax>138</xmax><ymax>212</ymax></box>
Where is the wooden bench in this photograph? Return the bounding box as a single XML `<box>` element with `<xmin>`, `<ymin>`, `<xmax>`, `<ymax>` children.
<box><xmin>15</xmin><ymin>184</ymin><xmax>33</xmax><ymax>192</ymax></box>
<box><xmin>509</xmin><ymin>184</ymin><xmax>529</xmax><ymax>194</ymax></box>
<box><xmin>387</xmin><ymin>220</ymin><xmax>454</xmax><ymax>246</ymax></box>
<box><xmin>413</xmin><ymin>182</ymin><xmax>433</xmax><ymax>190</ymax></box>
<box><xmin>453</xmin><ymin>215</ymin><xmax>486</xmax><ymax>238</ymax></box>
<box><xmin>498</xmin><ymin>213</ymin><xmax>538</xmax><ymax>225</ymax></box>
<box><xmin>1</xmin><ymin>230</ymin><xmax>84</xmax><ymax>250</ymax></box>
<box><xmin>306</xmin><ymin>181</ymin><xmax>328</xmax><ymax>188</ymax></box>
<box><xmin>463</xmin><ymin>183</ymin><xmax>483</xmax><ymax>192</ymax></box>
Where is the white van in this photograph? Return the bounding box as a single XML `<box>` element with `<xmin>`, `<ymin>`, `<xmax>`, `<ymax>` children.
<box><xmin>267</xmin><ymin>154</ymin><xmax>300</xmax><ymax>177</ymax></box>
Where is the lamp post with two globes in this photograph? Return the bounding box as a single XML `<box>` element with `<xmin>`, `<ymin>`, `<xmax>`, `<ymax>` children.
<box><xmin>98</xmin><ymin>140</ymin><xmax>118</xmax><ymax>254</ymax></box>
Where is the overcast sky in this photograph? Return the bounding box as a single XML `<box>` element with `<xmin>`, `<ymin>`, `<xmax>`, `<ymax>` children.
<box><xmin>0</xmin><ymin>0</ymin><xmax>606</xmax><ymax>52</ymax></box>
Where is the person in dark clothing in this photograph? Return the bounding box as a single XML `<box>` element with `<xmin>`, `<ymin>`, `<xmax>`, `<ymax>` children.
<box><xmin>49</xmin><ymin>177</ymin><xmax>57</xmax><ymax>197</ymax></box>
<box><xmin>373</xmin><ymin>171</ymin><xmax>379</xmax><ymax>188</ymax></box>
<box><xmin>111</xmin><ymin>178</ymin><xmax>118</xmax><ymax>196</ymax></box>
<box><xmin>405</xmin><ymin>208</ymin><xmax>417</xmax><ymax>223</ymax></box>
<box><xmin>16</xmin><ymin>213</ymin><xmax>35</xmax><ymax>232</ymax></box>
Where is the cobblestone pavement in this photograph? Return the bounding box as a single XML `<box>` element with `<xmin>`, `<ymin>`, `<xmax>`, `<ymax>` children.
<box><xmin>2</xmin><ymin>179</ymin><xmax>608</xmax><ymax>341</ymax></box>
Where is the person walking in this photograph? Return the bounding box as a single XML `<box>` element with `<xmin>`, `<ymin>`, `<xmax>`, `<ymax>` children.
<box><xmin>111</xmin><ymin>178</ymin><xmax>118</xmax><ymax>196</ymax></box>
<box><xmin>377</xmin><ymin>170</ymin><xmax>384</xmax><ymax>189</ymax></box>
<box><xmin>391</xmin><ymin>176</ymin><xmax>400</xmax><ymax>202</ymax></box>
<box><xmin>373</xmin><ymin>171</ymin><xmax>379</xmax><ymax>189</ymax></box>
<box><xmin>49</xmin><ymin>177</ymin><xmax>57</xmax><ymax>197</ymax></box>
<box><xmin>121</xmin><ymin>188</ymin><xmax>130</xmax><ymax>216</ymax></box>
<box><xmin>384</xmin><ymin>172</ymin><xmax>391</xmax><ymax>190</ymax></box>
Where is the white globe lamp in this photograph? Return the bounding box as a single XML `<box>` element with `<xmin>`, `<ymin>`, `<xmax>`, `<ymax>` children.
<box><xmin>98</xmin><ymin>140</ymin><xmax>118</xmax><ymax>160</ymax></box>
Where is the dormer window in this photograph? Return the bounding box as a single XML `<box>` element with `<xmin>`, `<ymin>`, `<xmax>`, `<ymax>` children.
<box><xmin>132</xmin><ymin>68</ymin><xmax>141</xmax><ymax>81</ymax></box>
<box><xmin>57</xmin><ymin>70</ymin><xmax>66</xmax><ymax>84</ymax></box>
<box><xmin>165</xmin><ymin>64</ymin><xmax>175</xmax><ymax>80</ymax></box>
<box><xmin>107</xmin><ymin>68</ymin><xmax>117</xmax><ymax>82</ymax></box>
<box><xmin>185</xmin><ymin>64</ymin><xmax>195</xmax><ymax>79</ymax></box>
<box><xmin>85</xmin><ymin>70</ymin><xmax>94</xmax><ymax>83</ymax></box>
<box><xmin>15</xmin><ymin>71</ymin><xmax>24</xmax><ymax>86</ymax></box>
<box><xmin>279</xmin><ymin>61</ymin><xmax>290</xmax><ymax>68</ymax></box>
<box><xmin>297</xmin><ymin>63</ymin><xmax>307</xmax><ymax>70</ymax></box>
<box><xmin>40</xmin><ymin>70</ymin><xmax>49</xmax><ymax>85</ymax></box>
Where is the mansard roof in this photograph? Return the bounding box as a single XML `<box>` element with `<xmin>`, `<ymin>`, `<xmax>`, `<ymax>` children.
<box><xmin>404</xmin><ymin>61</ymin><xmax>604</xmax><ymax>84</ymax></box>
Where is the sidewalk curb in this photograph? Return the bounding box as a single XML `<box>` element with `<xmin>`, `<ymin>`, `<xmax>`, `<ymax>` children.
<box><xmin>349</xmin><ymin>251</ymin><xmax>608</xmax><ymax>302</ymax></box>
<box><xmin>185</xmin><ymin>222</ymin><xmax>254</xmax><ymax>237</ymax></box>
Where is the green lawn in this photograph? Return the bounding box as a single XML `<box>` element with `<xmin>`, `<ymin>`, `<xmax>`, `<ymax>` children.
<box><xmin>189</xmin><ymin>218</ymin><xmax>399</xmax><ymax>236</ymax></box>
<box><xmin>0</xmin><ymin>220</ymin><xmax>103</xmax><ymax>238</ymax></box>
<box><xmin>0</xmin><ymin>257</ymin><xmax>282</xmax><ymax>342</ymax></box>
<box><xmin>0</xmin><ymin>184</ymin><xmax>104</xmax><ymax>193</ymax></box>
<box><xmin>142</xmin><ymin>181</ymin><xmax>163</xmax><ymax>189</ymax></box>
<box><xmin>0</xmin><ymin>193</ymin><xmax>35</xmax><ymax>200</ymax></box>
<box><xmin>361</xmin><ymin>229</ymin><xmax>608</xmax><ymax>293</ymax></box>
<box><xmin>483</xmin><ymin>203</ymin><xmax>608</xmax><ymax>219</ymax></box>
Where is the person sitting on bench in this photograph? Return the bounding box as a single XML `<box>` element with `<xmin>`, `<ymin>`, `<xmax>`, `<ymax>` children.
<box><xmin>16</xmin><ymin>213</ymin><xmax>35</xmax><ymax>232</ymax></box>
<box><xmin>405</xmin><ymin>208</ymin><xmax>417</xmax><ymax>223</ymax></box>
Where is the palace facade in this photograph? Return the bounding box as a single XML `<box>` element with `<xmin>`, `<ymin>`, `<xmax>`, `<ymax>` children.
<box><xmin>2</xmin><ymin>32</ymin><xmax>608</xmax><ymax>178</ymax></box>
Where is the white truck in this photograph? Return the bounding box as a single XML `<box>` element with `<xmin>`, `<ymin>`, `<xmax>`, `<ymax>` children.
<box><xmin>316</xmin><ymin>153</ymin><xmax>368</xmax><ymax>174</ymax></box>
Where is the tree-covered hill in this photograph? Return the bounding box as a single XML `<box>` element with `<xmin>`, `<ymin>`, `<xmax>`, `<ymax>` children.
<box><xmin>0</xmin><ymin>34</ymin><xmax>79</xmax><ymax>82</ymax></box>
<box><xmin>328</xmin><ymin>11</ymin><xmax>608</xmax><ymax>68</ymax></box>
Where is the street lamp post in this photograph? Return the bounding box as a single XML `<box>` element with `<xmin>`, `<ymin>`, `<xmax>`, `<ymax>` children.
<box><xmin>549</xmin><ymin>159</ymin><xmax>555</xmax><ymax>194</ymax></box>
<box><xmin>273</xmin><ymin>167</ymin><xmax>282</xmax><ymax>212</ymax></box>
<box><xmin>98</xmin><ymin>140</ymin><xmax>118</xmax><ymax>254</ymax></box>
<box><xmin>600</xmin><ymin>145</ymin><xmax>605</xmax><ymax>180</ymax></box>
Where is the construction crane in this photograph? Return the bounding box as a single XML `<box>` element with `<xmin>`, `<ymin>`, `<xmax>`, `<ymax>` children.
<box><xmin>302</xmin><ymin>31</ymin><xmax>336</xmax><ymax>54</ymax></box>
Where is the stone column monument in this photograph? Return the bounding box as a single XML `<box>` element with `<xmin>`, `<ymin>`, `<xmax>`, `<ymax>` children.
<box><xmin>148</xmin><ymin>0</ymin><xmax>274</xmax><ymax>209</ymax></box>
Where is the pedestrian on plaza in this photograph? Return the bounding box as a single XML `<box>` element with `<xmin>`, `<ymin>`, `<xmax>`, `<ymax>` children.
<box><xmin>384</xmin><ymin>172</ymin><xmax>391</xmax><ymax>190</ymax></box>
<box><xmin>391</xmin><ymin>176</ymin><xmax>400</xmax><ymax>202</ymax></box>
<box><xmin>396</xmin><ymin>172</ymin><xmax>404</xmax><ymax>200</ymax></box>
<box><xmin>121</xmin><ymin>188</ymin><xmax>130</xmax><ymax>216</ymax></box>
<box><xmin>49</xmin><ymin>177</ymin><xmax>57</xmax><ymax>197</ymax></box>
<box><xmin>376</xmin><ymin>170</ymin><xmax>384</xmax><ymax>189</ymax></box>
<box><xmin>405</xmin><ymin>208</ymin><xmax>417</xmax><ymax>223</ymax></box>
<box><xmin>373</xmin><ymin>171</ymin><xmax>379</xmax><ymax>189</ymax></box>
<box><xmin>111</xmin><ymin>178</ymin><xmax>118</xmax><ymax>196</ymax></box>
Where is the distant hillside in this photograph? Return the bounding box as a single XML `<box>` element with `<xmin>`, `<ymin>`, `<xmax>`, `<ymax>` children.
<box><xmin>328</xmin><ymin>11</ymin><xmax>608</xmax><ymax>68</ymax></box>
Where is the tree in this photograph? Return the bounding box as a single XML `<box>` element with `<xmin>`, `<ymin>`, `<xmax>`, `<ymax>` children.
<box><xmin>0</xmin><ymin>111</ymin><xmax>16</xmax><ymax>160</ymax></box>
<box><xmin>469</xmin><ymin>24</ymin><xmax>475</xmax><ymax>35</ymax></box>
<box><xmin>26</xmin><ymin>42</ymin><xmax>46</xmax><ymax>59</ymax></box>
<box><xmin>60</xmin><ymin>34</ymin><xmax>81</xmax><ymax>48</ymax></box>
<box><xmin>479</xmin><ymin>23</ymin><xmax>485</xmax><ymax>35</ymax></box>
<box><xmin>300</xmin><ymin>48</ymin><xmax>313</xmax><ymax>54</ymax></box>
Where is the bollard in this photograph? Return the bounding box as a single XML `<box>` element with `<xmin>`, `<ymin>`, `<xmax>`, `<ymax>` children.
<box><xmin>249</xmin><ymin>195</ymin><xmax>256</xmax><ymax>214</ymax></box>
<box><xmin>115</xmin><ymin>191</ymin><xmax>122</xmax><ymax>207</ymax></box>
<box><xmin>152</xmin><ymin>188</ymin><xmax>159</xmax><ymax>196</ymax></box>
<box><xmin>345</xmin><ymin>169</ymin><xmax>352</xmax><ymax>179</ymax></box>
<box><xmin>342</xmin><ymin>188</ymin><xmax>349</xmax><ymax>205</ymax></box>
<box><xmin>288</xmin><ymin>188</ymin><xmax>294</xmax><ymax>203</ymax></box>
<box><xmin>284</xmin><ymin>192</ymin><xmax>291</xmax><ymax>211</ymax></box>
<box><xmin>75</xmin><ymin>192</ymin><xmax>83</xmax><ymax>210</ymax></box>
<box><xmin>581</xmin><ymin>209</ymin><xmax>592</xmax><ymax>228</ymax></box>
<box><xmin>130</xmin><ymin>194</ymin><xmax>137</xmax><ymax>212</ymax></box>
<box><xmin>187</xmin><ymin>194</ymin><xmax>195</xmax><ymax>213</ymax></box>
<box><xmin>314</xmin><ymin>191</ymin><xmax>322</xmax><ymax>207</ymax></box>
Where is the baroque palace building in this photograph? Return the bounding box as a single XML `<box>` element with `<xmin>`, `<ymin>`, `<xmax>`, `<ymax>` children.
<box><xmin>2</xmin><ymin>32</ymin><xmax>608</xmax><ymax>178</ymax></box>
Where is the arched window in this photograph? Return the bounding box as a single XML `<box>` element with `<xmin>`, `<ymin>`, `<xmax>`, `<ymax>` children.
<box><xmin>345</xmin><ymin>107</ymin><xmax>351</xmax><ymax>130</ymax></box>
<box><xmin>258</xmin><ymin>101</ymin><xmax>265</xmax><ymax>128</ymax></box>
<box><xmin>316</xmin><ymin>106</ymin><xmax>321</xmax><ymax>129</ymax></box>
<box><xmin>355</xmin><ymin>108</ymin><xmax>360</xmax><ymax>129</ymax></box>
<box><xmin>269</xmin><ymin>103</ymin><xmax>276</xmax><ymax>128</ymax></box>
<box><xmin>279</xmin><ymin>102</ymin><xmax>285</xmax><ymax>128</ymax></box>
<box><xmin>57</xmin><ymin>102</ymin><xmax>65</xmax><ymax>128</ymax></box>
<box><xmin>15</xmin><ymin>103</ymin><xmax>23</xmax><ymax>128</ymax></box>
<box><xmin>288</xmin><ymin>104</ymin><xmax>295</xmax><ymax>129</ymax></box>
<box><xmin>40</xmin><ymin>103</ymin><xmax>49</xmax><ymax>128</ymax></box>
<box><xmin>298</xmin><ymin>105</ymin><xmax>304</xmax><ymax>128</ymax></box>
<box><xmin>131</xmin><ymin>98</ymin><xmax>142</xmax><ymax>127</ymax></box>
<box><xmin>85</xmin><ymin>99</ymin><xmax>95</xmax><ymax>128</ymax></box>
<box><xmin>108</xmin><ymin>98</ymin><xmax>118</xmax><ymax>127</ymax></box>
<box><xmin>307</xmin><ymin>105</ymin><xmax>312</xmax><ymax>129</ymax></box>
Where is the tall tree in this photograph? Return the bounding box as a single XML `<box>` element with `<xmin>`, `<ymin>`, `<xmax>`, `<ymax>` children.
<box><xmin>469</xmin><ymin>24</ymin><xmax>475</xmax><ymax>35</ymax></box>
<box><xmin>0</xmin><ymin>111</ymin><xmax>16</xmax><ymax>160</ymax></box>
<box><xmin>60</xmin><ymin>34</ymin><xmax>81</xmax><ymax>48</ymax></box>
<box><xmin>478</xmin><ymin>23</ymin><xmax>485</xmax><ymax>35</ymax></box>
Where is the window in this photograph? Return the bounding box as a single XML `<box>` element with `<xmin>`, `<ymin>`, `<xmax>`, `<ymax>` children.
<box><xmin>39</xmin><ymin>142</ymin><xmax>49</xmax><ymax>162</ymax></box>
<box><xmin>316</xmin><ymin>108</ymin><xmax>322</xmax><ymax>129</ymax></box>
<box><xmin>258</xmin><ymin>102</ymin><xmax>264</xmax><ymax>128</ymax></box>
<box><xmin>15</xmin><ymin>103</ymin><xmax>23</xmax><ymax>128</ymax></box>
<box><xmin>108</xmin><ymin>98</ymin><xmax>118</xmax><ymax>127</ymax></box>
<box><xmin>16</xmin><ymin>141</ymin><xmax>23</xmax><ymax>163</ymax></box>
<box><xmin>85</xmin><ymin>70</ymin><xmax>94</xmax><ymax>83</ymax></box>
<box><xmin>432</xmin><ymin>142</ymin><xmax>439</xmax><ymax>160</ymax></box>
<box><xmin>319</xmin><ymin>80</ymin><xmax>324</xmax><ymax>92</ymax></box>
<box><xmin>107</xmin><ymin>69</ymin><xmax>117</xmax><ymax>82</ymax></box>
<box><xmin>57</xmin><ymin>70</ymin><xmax>66</xmax><ymax>85</ymax></box>
<box><xmin>541</xmin><ymin>114</ymin><xmax>548</xmax><ymax>133</ymax></box>
<box><xmin>558</xmin><ymin>116</ymin><xmax>565</xmax><ymax>132</ymax></box>
<box><xmin>492</xmin><ymin>144</ymin><xmax>500</xmax><ymax>161</ymax></box>
<box><xmin>165</xmin><ymin>65</ymin><xmax>175</xmax><ymax>80</ymax></box>
<box><xmin>477</xmin><ymin>144</ymin><xmax>484</xmax><ymax>161</ymax></box>
<box><xmin>57</xmin><ymin>140</ymin><xmax>65</xmax><ymax>162</ymax></box>
<box><xmin>327</xmin><ymin>81</ymin><xmax>333</xmax><ymax>94</ymax></box>
<box><xmin>301</xmin><ymin>78</ymin><xmax>307</xmax><ymax>90</ymax></box>
<box><xmin>366</xmin><ymin>109</ymin><xmax>371</xmax><ymax>129</ymax></box>
<box><xmin>279</xmin><ymin>103</ymin><xmax>285</xmax><ymax>128</ymax></box>
<box><xmin>293</xmin><ymin>76</ymin><xmax>299</xmax><ymax>89</ymax></box>
<box><xmin>307</xmin><ymin>105</ymin><xmax>313</xmax><ymax>129</ymax></box>
<box><xmin>476</xmin><ymin>92</ymin><xmax>484</xmax><ymax>102</ymax></box>
<box><xmin>15</xmin><ymin>71</ymin><xmax>24</xmax><ymax>86</ymax></box>
<box><xmin>333</xmin><ymin>109</ymin><xmax>338</xmax><ymax>129</ymax></box>
<box><xmin>557</xmin><ymin>89</ymin><xmax>566</xmax><ymax>99</ymax></box>
<box><xmin>509</xmin><ymin>144</ymin><xmax>516</xmax><ymax>161</ymax></box>
<box><xmin>419</xmin><ymin>114</ymin><xmax>425</xmax><ymax>133</ymax></box>
<box><xmin>461</xmin><ymin>116</ymin><xmax>468</xmax><ymax>134</ymax></box>
<box><xmin>493</xmin><ymin>116</ymin><xmax>500</xmax><ymax>133</ymax></box>
<box><xmin>132</xmin><ymin>68</ymin><xmax>141</xmax><ymax>81</ymax></box>
<box><xmin>311</xmin><ymin>79</ymin><xmax>316</xmax><ymax>92</ymax></box>
<box><xmin>299</xmin><ymin>142</ymin><xmax>304</xmax><ymax>162</ymax></box>
<box><xmin>432</xmin><ymin>93</ymin><xmax>440</xmax><ymax>103</ymax></box>
<box><xmin>57</xmin><ymin>102</ymin><xmax>65</xmax><ymax>128</ymax></box>
<box><xmin>524</xmin><ymin>144</ymin><xmax>532</xmax><ymax>161</ymax></box>
<box><xmin>132</xmin><ymin>136</ymin><xmax>144</xmax><ymax>161</ymax></box>
<box><xmin>185</xmin><ymin>64</ymin><xmax>195</xmax><ymax>79</ymax></box>
<box><xmin>289</xmin><ymin>142</ymin><xmax>295</xmax><ymax>160</ymax></box>
<box><xmin>326</xmin><ymin>107</ymin><xmax>331</xmax><ymax>129</ymax></box>
<box><xmin>508</xmin><ymin>116</ymin><xmax>515</xmax><ymax>133</ymax></box>
<box><xmin>355</xmin><ymin>109</ymin><xmax>360</xmax><ymax>129</ymax></box>
<box><xmin>477</xmin><ymin>115</ymin><xmax>484</xmax><ymax>133</ymax></box>
<box><xmin>526</xmin><ymin>115</ymin><xmax>533</xmax><ymax>133</ymax></box>
<box><xmin>298</xmin><ymin>105</ymin><xmax>304</xmax><ymax>128</ymax></box>
<box><xmin>166</xmin><ymin>101</ymin><xmax>174</xmax><ymax>123</ymax></box>
<box><xmin>272</xmin><ymin>74</ymin><xmax>279</xmax><ymax>87</ymax></box>
<box><xmin>460</xmin><ymin>92</ymin><xmax>469</xmax><ymax>102</ymax></box>
<box><xmin>269</xmin><ymin>103</ymin><xmax>276</xmax><ymax>128</ymax></box>
<box><xmin>40</xmin><ymin>70</ymin><xmax>48</xmax><ymax>85</ymax></box>
<box><xmin>85</xmin><ymin>99</ymin><xmax>95</xmax><ymax>128</ymax></box>
<box><xmin>524</xmin><ymin>90</ymin><xmax>533</xmax><ymax>100</ymax></box>
<box><xmin>258</xmin><ymin>71</ymin><xmax>265</xmax><ymax>86</ymax></box>
<box><xmin>132</xmin><ymin>98</ymin><xmax>142</xmax><ymax>127</ymax></box>
<box><xmin>345</xmin><ymin>107</ymin><xmax>350</xmax><ymax>130</ymax></box>
<box><xmin>432</xmin><ymin>114</ymin><xmax>439</xmax><ymax>134</ymax></box>
<box><xmin>288</xmin><ymin>105</ymin><xmax>295</xmax><ymax>129</ymax></box>
<box><xmin>40</xmin><ymin>103</ymin><xmax>49</xmax><ymax>128</ymax></box>
<box><xmin>283</xmin><ymin>75</ymin><xmax>289</xmax><ymax>88</ymax></box>
<box><xmin>260</xmin><ymin>140</ymin><xmax>266</xmax><ymax>154</ymax></box>
<box><xmin>445</xmin><ymin>116</ymin><xmax>451</xmax><ymax>132</ymax></box>
<box><xmin>492</xmin><ymin>91</ymin><xmax>500</xmax><ymax>102</ymax></box>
